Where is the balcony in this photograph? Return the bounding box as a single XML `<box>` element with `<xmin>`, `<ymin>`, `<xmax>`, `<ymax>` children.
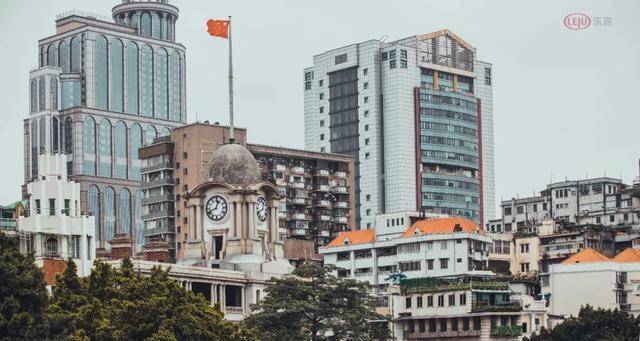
<box><xmin>333</xmin><ymin>171</ymin><xmax>347</xmax><ymax>178</ymax></box>
<box><xmin>277</xmin><ymin>212</ymin><xmax>289</xmax><ymax>220</ymax></box>
<box><xmin>333</xmin><ymin>186</ymin><xmax>347</xmax><ymax>193</ymax></box>
<box><xmin>620</xmin><ymin>303</ymin><xmax>631</xmax><ymax>311</ymax></box>
<box><xmin>334</xmin><ymin>201</ymin><xmax>348</xmax><ymax>208</ymax></box>
<box><xmin>141</xmin><ymin>178</ymin><xmax>174</xmax><ymax>189</ymax></box>
<box><xmin>314</xmin><ymin>169</ymin><xmax>330</xmax><ymax>177</ymax></box>
<box><xmin>142</xmin><ymin>224</ymin><xmax>174</xmax><ymax>237</ymax></box>
<box><xmin>141</xmin><ymin>193</ymin><xmax>174</xmax><ymax>205</ymax></box>
<box><xmin>319</xmin><ymin>230</ymin><xmax>330</xmax><ymax>237</ymax></box>
<box><xmin>272</xmin><ymin>164</ymin><xmax>286</xmax><ymax>172</ymax></box>
<box><xmin>141</xmin><ymin>161</ymin><xmax>172</xmax><ymax>173</ymax></box>
<box><xmin>290</xmin><ymin>228</ymin><xmax>308</xmax><ymax>236</ymax></box>
<box><xmin>314</xmin><ymin>184</ymin><xmax>330</xmax><ymax>192</ymax></box>
<box><xmin>275</xmin><ymin>178</ymin><xmax>287</xmax><ymax>186</ymax></box>
<box><xmin>290</xmin><ymin>182</ymin><xmax>306</xmax><ymax>189</ymax></box>
<box><xmin>317</xmin><ymin>214</ymin><xmax>331</xmax><ymax>222</ymax></box>
<box><xmin>291</xmin><ymin>166</ymin><xmax>305</xmax><ymax>174</ymax></box>
<box><xmin>313</xmin><ymin>199</ymin><xmax>331</xmax><ymax>207</ymax></box>
<box><xmin>0</xmin><ymin>218</ymin><xmax>17</xmax><ymax>230</ymax></box>
<box><xmin>334</xmin><ymin>216</ymin><xmax>348</xmax><ymax>224</ymax></box>
<box><xmin>290</xmin><ymin>198</ymin><xmax>307</xmax><ymax>205</ymax></box>
<box><xmin>472</xmin><ymin>302</ymin><xmax>522</xmax><ymax>313</ymax></box>
<box><xmin>405</xmin><ymin>330</ymin><xmax>480</xmax><ymax>339</ymax></box>
<box><xmin>291</xmin><ymin>213</ymin><xmax>311</xmax><ymax>221</ymax></box>
<box><xmin>490</xmin><ymin>325</ymin><xmax>523</xmax><ymax>337</ymax></box>
<box><xmin>142</xmin><ymin>210</ymin><xmax>175</xmax><ymax>220</ymax></box>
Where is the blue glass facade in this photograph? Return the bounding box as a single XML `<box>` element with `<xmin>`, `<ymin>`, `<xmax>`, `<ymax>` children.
<box><xmin>155</xmin><ymin>48</ymin><xmax>168</xmax><ymax>119</ymax></box>
<box><xmin>140</xmin><ymin>44</ymin><xmax>153</xmax><ymax>117</ymax></box>
<box><xmin>126</xmin><ymin>41</ymin><xmax>139</xmax><ymax>114</ymax></box>
<box><xmin>111</xmin><ymin>39</ymin><xmax>124</xmax><ymax>112</ymax></box>
<box><xmin>418</xmin><ymin>71</ymin><xmax>481</xmax><ymax>222</ymax></box>
<box><xmin>95</xmin><ymin>36</ymin><xmax>109</xmax><ymax>110</ymax></box>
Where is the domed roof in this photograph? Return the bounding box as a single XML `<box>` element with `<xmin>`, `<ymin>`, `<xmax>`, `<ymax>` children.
<box><xmin>207</xmin><ymin>143</ymin><xmax>262</xmax><ymax>186</ymax></box>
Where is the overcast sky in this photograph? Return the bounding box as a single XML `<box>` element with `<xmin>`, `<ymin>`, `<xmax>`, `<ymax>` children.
<box><xmin>1</xmin><ymin>0</ymin><xmax>639</xmax><ymax>215</ymax></box>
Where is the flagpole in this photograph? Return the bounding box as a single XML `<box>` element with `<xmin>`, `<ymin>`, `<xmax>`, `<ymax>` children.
<box><xmin>228</xmin><ymin>15</ymin><xmax>235</xmax><ymax>144</ymax></box>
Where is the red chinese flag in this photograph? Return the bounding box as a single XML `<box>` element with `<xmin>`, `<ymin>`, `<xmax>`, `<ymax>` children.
<box><xmin>206</xmin><ymin>19</ymin><xmax>229</xmax><ymax>39</ymax></box>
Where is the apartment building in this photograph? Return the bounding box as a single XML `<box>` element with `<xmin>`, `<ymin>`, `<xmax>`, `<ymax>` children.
<box><xmin>247</xmin><ymin>144</ymin><xmax>355</xmax><ymax>247</ymax></box>
<box><xmin>547</xmin><ymin>248</ymin><xmax>640</xmax><ymax>317</ymax></box>
<box><xmin>17</xmin><ymin>154</ymin><xmax>95</xmax><ymax>287</ymax></box>
<box><xmin>24</xmin><ymin>0</ymin><xmax>186</xmax><ymax>251</ymax></box>
<box><xmin>320</xmin><ymin>216</ymin><xmax>491</xmax><ymax>295</ymax></box>
<box><xmin>304</xmin><ymin>30</ymin><xmax>493</xmax><ymax>228</ymax></box>
<box><xmin>391</xmin><ymin>275</ymin><xmax>547</xmax><ymax>340</ymax></box>
<box><xmin>501</xmin><ymin>177</ymin><xmax>639</xmax><ymax>231</ymax></box>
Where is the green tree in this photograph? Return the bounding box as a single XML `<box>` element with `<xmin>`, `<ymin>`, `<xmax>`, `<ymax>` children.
<box><xmin>243</xmin><ymin>262</ymin><xmax>389</xmax><ymax>341</ymax></box>
<box><xmin>0</xmin><ymin>232</ymin><xmax>49</xmax><ymax>340</ymax></box>
<box><xmin>47</xmin><ymin>257</ymin><xmax>256</xmax><ymax>341</ymax></box>
<box><xmin>526</xmin><ymin>305</ymin><xmax>640</xmax><ymax>341</ymax></box>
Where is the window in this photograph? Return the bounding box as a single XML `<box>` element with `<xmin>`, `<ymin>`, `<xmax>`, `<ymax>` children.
<box><xmin>64</xmin><ymin>199</ymin><xmax>70</xmax><ymax>216</ymax></box>
<box><xmin>46</xmin><ymin>237</ymin><xmax>58</xmax><ymax>255</ymax></box>
<box><xmin>520</xmin><ymin>243</ymin><xmax>529</xmax><ymax>253</ymax></box>
<box><xmin>389</xmin><ymin>50</ymin><xmax>396</xmax><ymax>59</ymax></box>
<box><xmin>505</xmin><ymin>223</ymin><xmax>512</xmax><ymax>231</ymax></box>
<box><xmin>452</xmin><ymin>318</ymin><xmax>459</xmax><ymax>331</ymax></box>
<box><xmin>437</xmin><ymin>295</ymin><xmax>444</xmax><ymax>307</ymax></box>
<box><xmin>440</xmin><ymin>318</ymin><xmax>447</xmax><ymax>331</ymax></box>
<box><xmin>504</xmin><ymin>207</ymin><xmax>512</xmax><ymax>215</ymax></box>
<box><xmin>337</xmin><ymin>252</ymin><xmax>350</xmax><ymax>261</ymax></box>
<box><xmin>517</xmin><ymin>206</ymin><xmax>524</xmax><ymax>214</ymax></box>
<box><xmin>427</xmin><ymin>295</ymin><xmax>433</xmax><ymax>307</ymax></box>
<box><xmin>448</xmin><ymin>294</ymin><xmax>455</xmax><ymax>306</ymax></box>
<box><xmin>408</xmin><ymin>320</ymin><xmax>415</xmax><ymax>333</ymax></box>
<box><xmin>427</xmin><ymin>259</ymin><xmax>434</xmax><ymax>270</ymax></box>
<box><xmin>183</xmin><ymin>168</ymin><xmax>188</xmax><ymax>175</ymax></box>
<box><xmin>596</xmin><ymin>217</ymin><xmax>601</xmax><ymax>224</ymax></box>
<box><xmin>405</xmin><ymin>297</ymin><xmax>412</xmax><ymax>308</ymax></box>
<box><xmin>381</xmin><ymin>52</ymin><xmax>388</xmax><ymax>61</ymax></box>
<box><xmin>398</xmin><ymin>243</ymin><xmax>420</xmax><ymax>254</ymax></box>
<box><xmin>457</xmin><ymin>258</ymin><xmax>462</xmax><ymax>263</ymax></box>
<box><xmin>417</xmin><ymin>296</ymin><xmax>423</xmax><ymax>308</ymax></box>
<box><xmin>320</xmin><ymin>134</ymin><xmax>324</xmax><ymax>141</ymax></box>
<box><xmin>610</xmin><ymin>215</ymin><xmax>615</xmax><ymax>223</ymax></box>
<box><xmin>183</xmin><ymin>152</ymin><xmax>187</xmax><ymax>159</ymax></box>
<box><xmin>49</xmin><ymin>199</ymin><xmax>56</xmax><ymax>216</ymax></box>
<box><xmin>319</xmin><ymin>79</ymin><xmax>323</xmax><ymax>87</ymax></box>
<box><xmin>474</xmin><ymin>317</ymin><xmax>481</xmax><ymax>330</ymax></box>
<box><xmin>365</xmin><ymin>152</ymin><xmax>370</xmax><ymax>159</ymax></box>
<box><xmin>429</xmin><ymin>319</ymin><xmax>436</xmax><ymax>332</ymax></box>
<box><xmin>459</xmin><ymin>293</ymin><xmax>466</xmax><ymax>305</ymax></box>
<box><xmin>304</xmin><ymin>71</ymin><xmax>313</xmax><ymax>90</ymax></box>
<box><xmin>427</xmin><ymin>241</ymin><xmax>433</xmax><ymax>250</ymax></box>
<box><xmin>418</xmin><ymin>319</ymin><xmax>425</xmax><ymax>333</ymax></box>
<box><xmin>400</xmin><ymin>59</ymin><xmax>408</xmax><ymax>68</ymax></box>
<box><xmin>400</xmin><ymin>49</ymin><xmax>407</xmax><ymax>58</ymax></box>
<box><xmin>71</xmin><ymin>235</ymin><xmax>81</xmax><ymax>259</ymax></box>
<box><xmin>319</xmin><ymin>93</ymin><xmax>324</xmax><ymax>100</ymax></box>
<box><xmin>521</xmin><ymin>263</ymin><xmax>530</xmax><ymax>272</ymax></box>
<box><xmin>364</xmin><ymin>96</ymin><xmax>369</xmax><ymax>104</ymax></box>
<box><xmin>363</xmin><ymin>68</ymin><xmax>368</xmax><ymax>75</ymax></box>
<box><xmin>463</xmin><ymin>317</ymin><xmax>470</xmax><ymax>331</ymax></box>
<box><xmin>399</xmin><ymin>261</ymin><xmax>421</xmax><ymax>272</ymax></box>
<box><xmin>390</xmin><ymin>60</ymin><xmax>396</xmax><ymax>69</ymax></box>
<box><xmin>319</xmin><ymin>120</ymin><xmax>325</xmax><ymax>127</ymax></box>
<box><xmin>320</xmin><ymin>147</ymin><xmax>325</xmax><ymax>152</ymax></box>
<box><xmin>319</xmin><ymin>106</ymin><xmax>324</xmax><ymax>113</ymax></box>
<box><xmin>366</xmin><ymin>209</ymin><xmax>371</xmax><ymax>216</ymax></box>
<box><xmin>440</xmin><ymin>240</ymin><xmax>448</xmax><ymax>249</ymax></box>
<box><xmin>440</xmin><ymin>258</ymin><xmax>449</xmax><ymax>269</ymax></box>
<box><xmin>364</xmin><ymin>110</ymin><xmax>369</xmax><ymax>117</ymax></box>
<box><xmin>365</xmin><ymin>138</ymin><xmax>370</xmax><ymax>145</ymax></box>
<box><xmin>363</xmin><ymin>82</ymin><xmax>369</xmax><ymax>89</ymax></box>
<box><xmin>335</xmin><ymin>53</ymin><xmax>347</xmax><ymax>64</ymax></box>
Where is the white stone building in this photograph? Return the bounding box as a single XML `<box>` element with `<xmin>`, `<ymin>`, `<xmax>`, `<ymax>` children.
<box><xmin>17</xmin><ymin>153</ymin><xmax>95</xmax><ymax>286</ymax></box>
<box><xmin>319</xmin><ymin>214</ymin><xmax>492</xmax><ymax>295</ymax></box>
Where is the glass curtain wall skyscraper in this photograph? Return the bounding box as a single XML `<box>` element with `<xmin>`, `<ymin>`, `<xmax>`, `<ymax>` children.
<box><xmin>304</xmin><ymin>30</ymin><xmax>493</xmax><ymax>228</ymax></box>
<box><xmin>24</xmin><ymin>0</ymin><xmax>186</xmax><ymax>251</ymax></box>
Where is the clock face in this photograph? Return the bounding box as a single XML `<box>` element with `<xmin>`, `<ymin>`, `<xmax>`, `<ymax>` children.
<box><xmin>206</xmin><ymin>195</ymin><xmax>229</xmax><ymax>222</ymax></box>
<box><xmin>256</xmin><ymin>196</ymin><xmax>268</xmax><ymax>222</ymax></box>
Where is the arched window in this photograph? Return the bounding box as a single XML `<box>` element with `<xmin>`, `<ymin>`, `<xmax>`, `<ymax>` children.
<box><xmin>170</xmin><ymin>51</ymin><xmax>182</xmax><ymax>121</ymax></box>
<box><xmin>155</xmin><ymin>48</ymin><xmax>168</xmax><ymax>119</ymax></box>
<box><xmin>30</xmin><ymin>80</ymin><xmax>37</xmax><ymax>112</ymax></box>
<box><xmin>58</xmin><ymin>40</ymin><xmax>68</xmax><ymax>72</ymax></box>
<box><xmin>119</xmin><ymin>188</ymin><xmax>131</xmax><ymax>235</ymax></box>
<box><xmin>160</xmin><ymin>15</ymin><xmax>167</xmax><ymax>40</ymax></box>
<box><xmin>151</xmin><ymin>12</ymin><xmax>161</xmax><ymax>39</ymax></box>
<box><xmin>98</xmin><ymin>118</ymin><xmax>112</xmax><ymax>177</ymax></box>
<box><xmin>104</xmin><ymin>186</ymin><xmax>116</xmax><ymax>245</ymax></box>
<box><xmin>70</xmin><ymin>36</ymin><xmax>81</xmax><ymax>73</ymax></box>
<box><xmin>145</xmin><ymin>125</ymin><xmax>157</xmax><ymax>145</ymax></box>
<box><xmin>135</xmin><ymin>190</ymin><xmax>143</xmax><ymax>251</ymax></box>
<box><xmin>160</xmin><ymin>127</ymin><xmax>171</xmax><ymax>137</ymax></box>
<box><xmin>140</xmin><ymin>45</ymin><xmax>153</xmax><ymax>117</ymax></box>
<box><xmin>64</xmin><ymin>117</ymin><xmax>73</xmax><ymax>153</ymax></box>
<box><xmin>140</xmin><ymin>12</ymin><xmax>151</xmax><ymax>37</ymax></box>
<box><xmin>87</xmin><ymin>185</ymin><xmax>101</xmax><ymax>245</ymax></box>
<box><xmin>95</xmin><ymin>35</ymin><xmax>108</xmax><ymax>110</ymax></box>
<box><xmin>130</xmin><ymin>12</ymin><xmax>139</xmax><ymax>30</ymax></box>
<box><xmin>130</xmin><ymin>123</ymin><xmax>142</xmax><ymax>180</ymax></box>
<box><xmin>52</xmin><ymin>117</ymin><xmax>59</xmax><ymax>152</ymax></box>
<box><xmin>115</xmin><ymin>121</ymin><xmax>128</xmax><ymax>179</ymax></box>
<box><xmin>31</xmin><ymin>120</ymin><xmax>38</xmax><ymax>177</ymax></box>
<box><xmin>50</xmin><ymin>76</ymin><xmax>58</xmax><ymax>110</ymax></box>
<box><xmin>83</xmin><ymin>116</ymin><xmax>96</xmax><ymax>175</ymax></box>
<box><xmin>112</xmin><ymin>39</ymin><xmax>124</xmax><ymax>112</ymax></box>
<box><xmin>38</xmin><ymin>77</ymin><xmax>46</xmax><ymax>111</ymax></box>
<box><xmin>47</xmin><ymin>44</ymin><xmax>56</xmax><ymax>67</ymax></box>
<box><xmin>39</xmin><ymin>117</ymin><xmax>46</xmax><ymax>152</ymax></box>
<box><xmin>126</xmin><ymin>41</ymin><xmax>139</xmax><ymax>114</ymax></box>
<box><xmin>40</xmin><ymin>46</ymin><xmax>45</xmax><ymax>68</ymax></box>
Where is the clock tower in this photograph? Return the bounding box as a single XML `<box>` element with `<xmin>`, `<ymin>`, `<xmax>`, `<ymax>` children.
<box><xmin>182</xmin><ymin>143</ymin><xmax>291</xmax><ymax>274</ymax></box>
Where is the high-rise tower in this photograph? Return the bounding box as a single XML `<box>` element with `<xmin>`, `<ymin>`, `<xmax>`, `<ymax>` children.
<box><xmin>304</xmin><ymin>30</ymin><xmax>494</xmax><ymax>228</ymax></box>
<box><xmin>24</xmin><ymin>0</ymin><xmax>187</xmax><ymax>252</ymax></box>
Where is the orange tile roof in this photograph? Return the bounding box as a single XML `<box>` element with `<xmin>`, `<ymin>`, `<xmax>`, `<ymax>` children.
<box><xmin>562</xmin><ymin>248</ymin><xmax>611</xmax><ymax>265</ymax></box>
<box><xmin>613</xmin><ymin>248</ymin><xmax>640</xmax><ymax>263</ymax></box>
<box><xmin>326</xmin><ymin>229</ymin><xmax>375</xmax><ymax>248</ymax></box>
<box><xmin>401</xmin><ymin>217</ymin><xmax>480</xmax><ymax>237</ymax></box>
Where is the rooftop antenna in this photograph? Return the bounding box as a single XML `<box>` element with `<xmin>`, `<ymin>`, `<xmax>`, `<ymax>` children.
<box><xmin>227</xmin><ymin>15</ymin><xmax>235</xmax><ymax>144</ymax></box>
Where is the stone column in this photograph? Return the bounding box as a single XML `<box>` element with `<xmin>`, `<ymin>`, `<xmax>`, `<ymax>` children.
<box><xmin>195</xmin><ymin>204</ymin><xmax>202</xmax><ymax>240</ymax></box>
<box><xmin>210</xmin><ymin>283</ymin><xmax>215</xmax><ymax>306</ymax></box>
<box><xmin>248</xmin><ymin>202</ymin><xmax>255</xmax><ymax>239</ymax></box>
<box><xmin>241</xmin><ymin>285</ymin><xmax>247</xmax><ymax>315</ymax></box>
<box><xmin>220</xmin><ymin>284</ymin><xmax>226</xmax><ymax>313</ymax></box>
<box><xmin>234</xmin><ymin>202</ymin><xmax>242</xmax><ymax>238</ymax></box>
